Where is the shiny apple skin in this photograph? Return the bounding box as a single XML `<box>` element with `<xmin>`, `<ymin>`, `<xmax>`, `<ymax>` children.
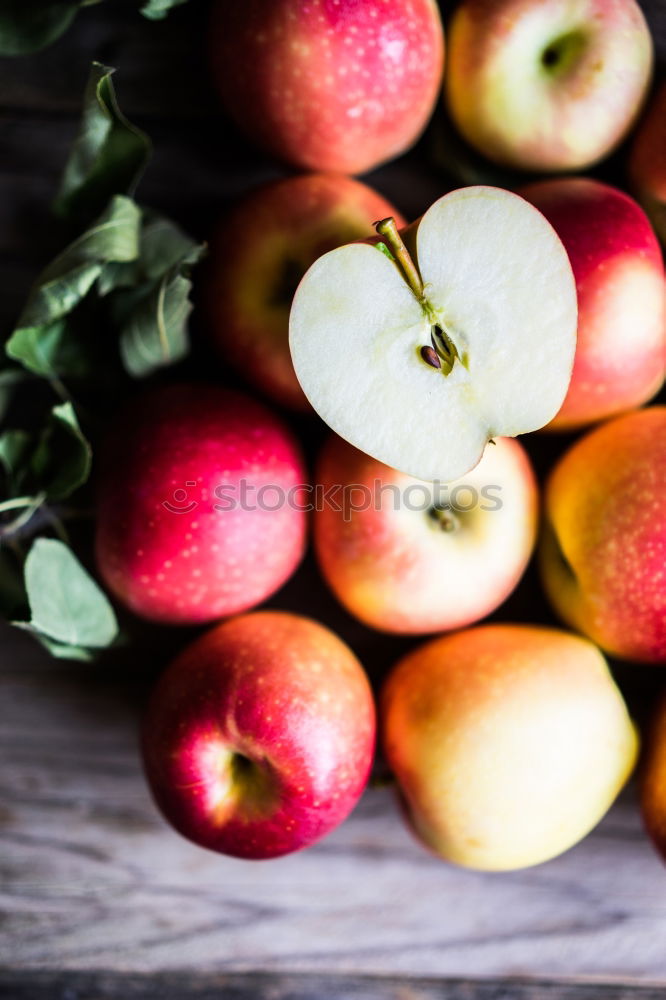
<box><xmin>314</xmin><ymin>434</ymin><xmax>537</xmax><ymax>634</ymax></box>
<box><xmin>206</xmin><ymin>174</ymin><xmax>405</xmax><ymax>411</ymax></box>
<box><xmin>142</xmin><ymin>611</ymin><xmax>377</xmax><ymax>859</ymax></box>
<box><xmin>541</xmin><ymin>406</ymin><xmax>666</xmax><ymax>663</ymax></box>
<box><xmin>95</xmin><ymin>385</ymin><xmax>307</xmax><ymax>625</ymax></box>
<box><xmin>522</xmin><ymin>178</ymin><xmax>665</xmax><ymax>430</ymax></box>
<box><xmin>208</xmin><ymin>0</ymin><xmax>444</xmax><ymax>174</ymax></box>
<box><xmin>629</xmin><ymin>81</ymin><xmax>666</xmax><ymax>245</ymax></box>
<box><xmin>382</xmin><ymin>624</ymin><xmax>638</xmax><ymax>870</ymax></box>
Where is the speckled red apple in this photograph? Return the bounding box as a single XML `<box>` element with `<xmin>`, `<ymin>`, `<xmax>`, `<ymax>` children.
<box><xmin>206</xmin><ymin>174</ymin><xmax>405</xmax><ymax>410</ymax></box>
<box><xmin>521</xmin><ymin>178</ymin><xmax>665</xmax><ymax>430</ymax></box>
<box><xmin>629</xmin><ymin>81</ymin><xmax>666</xmax><ymax>245</ymax></box>
<box><xmin>314</xmin><ymin>434</ymin><xmax>537</xmax><ymax>634</ymax></box>
<box><xmin>208</xmin><ymin>0</ymin><xmax>444</xmax><ymax>174</ymax></box>
<box><xmin>142</xmin><ymin>611</ymin><xmax>376</xmax><ymax>859</ymax></box>
<box><xmin>95</xmin><ymin>384</ymin><xmax>307</xmax><ymax>625</ymax></box>
<box><xmin>541</xmin><ymin>406</ymin><xmax>666</xmax><ymax>663</ymax></box>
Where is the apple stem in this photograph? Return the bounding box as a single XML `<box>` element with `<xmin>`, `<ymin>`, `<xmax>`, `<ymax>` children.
<box><xmin>375</xmin><ymin>218</ymin><xmax>424</xmax><ymax>301</ymax></box>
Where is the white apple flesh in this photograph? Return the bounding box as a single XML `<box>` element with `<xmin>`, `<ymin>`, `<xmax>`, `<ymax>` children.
<box><xmin>290</xmin><ymin>186</ymin><xmax>577</xmax><ymax>483</ymax></box>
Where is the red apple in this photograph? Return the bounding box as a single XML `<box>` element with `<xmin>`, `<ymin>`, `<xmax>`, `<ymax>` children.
<box><xmin>314</xmin><ymin>434</ymin><xmax>537</xmax><ymax>634</ymax></box>
<box><xmin>541</xmin><ymin>406</ymin><xmax>666</xmax><ymax>663</ymax></box>
<box><xmin>629</xmin><ymin>81</ymin><xmax>666</xmax><ymax>245</ymax></box>
<box><xmin>382</xmin><ymin>624</ymin><xmax>638</xmax><ymax>870</ymax></box>
<box><xmin>95</xmin><ymin>384</ymin><xmax>307</xmax><ymax>625</ymax></box>
<box><xmin>208</xmin><ymin>0</ymin><xmax>444</xmax><ymax>174</ymax></box>
<box><xmin>445</xmin><ymin>0</ymin><xmax>653</xmax><ymax>172</ymax></box>
<box><xmin>142</xmin><ymin>610</ymin><xmax>376</xmax><ymax>859</ymax></box>
<box><xmin>522</xmin><ymin>178</ymin><xmax>665</xmax><ymax>430</ymax></box>
<box><xmin>641</xmin><ymin>692</ymin><xmax>666</xmax><ymax>862</ymax></box>
<box><xmin>206</xmin><ymin>174</ymin><xmax>405</xmax><ymax>410</ymax></box>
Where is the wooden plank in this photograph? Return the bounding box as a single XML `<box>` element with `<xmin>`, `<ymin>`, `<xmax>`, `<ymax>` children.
<box><xmin>1</xmin><ymin>623</ymin><xmax>666</xmax><ymax>979</ymax></box>
<box><xmin>2</xmin><ymin>970</ymin><xmax>666</xmax><ymax>1000</ymax></box>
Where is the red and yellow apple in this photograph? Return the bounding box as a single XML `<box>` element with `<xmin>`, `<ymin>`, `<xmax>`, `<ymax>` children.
<box><xmin>521</xmin><ymin>178</ymin><xmax>665</xmax><ymax>429</ymax></box>
<box><xmin>142</xmin><ymin>611</ymin><xmax>376</xmax><ymax>859</ymax></box>
<box><xmin>382</xmin><ymin>624</ymin><xmax>638</xmax><ymax>870</ymax></box>
<box><xmin>314</xmin><ymin>434</ymin><xmax>537</xmax><ymax>634</ymax></box>
<box><xmin>445</xmin><ymin>0</ymin><xmax>653</xmax><ymax>172</ymax></box>
<box><xmin>206</xmin><ymin>174</ymin><xmax>404</xmax><ymax>410</ymax></box>
<box><xmin>95</xmin><ymin>384</ymin><xmax>307</xmax><ymax>625</ymax></box>
<box><xmin>541</xmin><ymin>406</ymin><xmax>666</xmax><ymax>663</ymax></box>
<box><xmin>641</xmin><ymin>692</ymin><xmax>666</xmax><ymax>863</ymax></box>
<box><xmin>629</xmin><ymin>81</ymin><xmax>666</xmax><ymax>245</ymax></box>
<box><xmin>208</xmin><ymin>0</ymin><xmax>445</xmax><ymax>174</ymax></box>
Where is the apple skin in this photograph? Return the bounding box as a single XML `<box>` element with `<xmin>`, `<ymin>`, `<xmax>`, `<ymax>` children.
<box><xmin>206</xmin><ymin>174</ymin><xmax>405</xmax><ymax>411</ymax></box>
<box><xmin>314</xmin><ymin>434</ymin><xmax>537</xmax><ymax>634</ymax></box>
<box><xmin>541</xmin><ymin>406</ymin><xmax>666</xmax><ymax>664</ymax></box>
<box><xmin>95</xmin><ymin>384</ymin><xmax>307</xmax><ymax>626</ymax></box>
<box><xmin>641</xmin><ymin>693</ymin><xmax>666</xmax><ymax>864</ymax></box>
<box><xmin>382</xmin><ymin>624</ymin><xmax>638</xmax><ymax>871</ymax></box>
<box><xmin>208</xmin><ymin>0</ymin><xmax>444</xmax><ymax>174</ymax></box>
<box><xmin>629</xmin><ymin>81</ymin><xmax>666</xmax><ymax>245</ymax></box>
<box><xmin>142</xmin><ymin>611</ymin><xmax>376</xmax><ymax>860</ymax></box>
<box><xmin>445</xmin><ymin>0</ymin><xmax>652</xmax><ymax>172</ymax></box>
<box><xmin>521</xmin><ymin>178</ymin><xmax>665</xmax><ymax>430</ymax></box>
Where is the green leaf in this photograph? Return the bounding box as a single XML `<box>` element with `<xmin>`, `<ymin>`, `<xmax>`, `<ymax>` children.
<box><xmin>0</xmin><ymin>430</ymin><xmax>33</xmax><ymax>493</ymax></box>
<box><xmin>18</xmin><ymin>196</ymin><xmax>141</xmax><ymax>329</ymax></box>
<box><xmin>19</xmin><ymin>538</ymin><xmax>118</xmax><ymax>649</ymax></box>
<box><xmin>0</xmin><ymin>2</ymin><xmax>81</xmax><ymax>57</ymax></box>
<box><xmin>140</xmin><ymin>0</ymin><xmax>189</xmax><ymax>20</ymax></box>
<box><xmin>118</xmin><ymin>266</ymin><xmax>193</xmax><ymax>377</ymax></box>
<box><xmin>7</xmin><ymin>197</ymin><xmax>141</xmax><ymax>380</ymax></box>
<box><xmin>29</xmin><ymin>631</ymin><xmax>96</xmax><ymax>662</ymax></box>
<box><xmin>32</xmin><ymin>403</ymin><xmax>92</xmax><ymax>501</ymax></box>
<box><xmin>98</xmin><ymin>211</ymin><xmax>200</xmax><ymax>295</ymax></box>
<box><xmin>54</xmin><ymin>63</ymin><xmax>152</xmax><ymax>225</ymax></box>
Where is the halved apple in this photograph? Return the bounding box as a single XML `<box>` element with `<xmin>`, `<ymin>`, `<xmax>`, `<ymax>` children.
<box><xmin>289</xmin><ymin>186</ymin><xmax>577</xmax><ymax>482</ymax></box>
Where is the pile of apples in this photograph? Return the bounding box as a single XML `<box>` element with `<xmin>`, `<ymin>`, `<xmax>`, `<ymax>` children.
<box><xmin>96</xmin><ymin>0</ymin><xmax>665</xmax><ymax>871</ymax></box>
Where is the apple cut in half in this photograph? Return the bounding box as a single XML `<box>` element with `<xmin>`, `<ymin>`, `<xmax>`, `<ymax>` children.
<box><xmin>290</xmin><ymin>186</ymin><xmax>577</xmax><ymax>482</ymax></box>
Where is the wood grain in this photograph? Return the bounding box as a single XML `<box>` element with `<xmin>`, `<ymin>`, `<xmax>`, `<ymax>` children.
<box><xmin>1</xmin><ymin>0</ymin><xmax>666</xmax><ymax>992</ymax></box>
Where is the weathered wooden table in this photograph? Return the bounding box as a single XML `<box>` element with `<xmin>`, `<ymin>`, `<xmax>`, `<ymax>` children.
<box><xmin>1</xmin><ymin>2</ymin><xmax>665</xmax><ymax>997</ymax></box>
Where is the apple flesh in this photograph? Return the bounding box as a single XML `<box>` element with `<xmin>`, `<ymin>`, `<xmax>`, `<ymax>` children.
<box><xmin>95</xmin><ymin>384</ymin><xmax>307</xmax><ymax>625</ymax></box>
<box><xmin>629</xmin><ymin>81</ymin><xmax>666</xmax><ymax>245</ymax></box>
<box><xmin>445</xmin><ymin>0</ymin><xmax>653</xmax><ymax>172</ymax></box>
<box><xmin>641</xmin><ymin>693</ymin><xmax>666</xmax><ymax>863</ymax></box>
<box><xmin>205</xmin><ymin>174</ymin><xmax>405</xmax><ymax>411</ymax></box>
<box><xmin>382</xmin><ymin>624</ymin><xmax>638</xmax><ymax>871</ymax></box>
<box><xmin>290</xmin><ymin>185</ymin><xmax>577</xmax><ymax>483</ymax></box>
<box><xmin>208</xmin><ymin>0</ymin><xmax>444</xmax><ymax>175</ymax></box>
<box><xmin>521</xmin><ymin>178</ymin><xmax>665</xmax><ymax>430</ymax></box>
<box><xmin>541</xmin><ymin>406</ymin><xmax>666</xmax><ymax>664</ymax></box>
<box><xmin>142</xmin><ymin>611</ymin><xmax>376</xmax><ymax>859</ymax></box>
<box><xmin>314</xmin><ymin>433</ymin><xmax>537</xmax><ymax>634</ymax></box>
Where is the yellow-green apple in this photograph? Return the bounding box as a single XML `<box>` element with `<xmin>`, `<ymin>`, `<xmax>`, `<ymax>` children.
<box><xmin>521</xmin><ymin>178</ymin><xmax>665</xmax><ymax>430</ymax></box>
<box><xmin>382</xmin><ymin>623</ymin><xmax>638</xmax><ymax>870</ymax></box>
<box><xmin>640</xmin><ymin>692</ymin><xmax>666</xmax><ymax>862</ymax></box>
<box><xmin>205</xmin><ymin>174</ymin><xmax>405</xmax><ymax>411</ymax></box>
<box><xmin>445</xmin><ymin>0</ymin><xmax>653</xmax><ymax>172</ymax></box>
<box><xmin>95</xmin><ymin>384</ymin><xmax>307</xmax><ymax>625</ymax></box>
<box><xmin>629</xmin><ymin>81</ymin><xmax>666</xmax><ymax>245</ymax></box>
<box><xmin>142</xmin><ymin>610</ymin><xmax>376</xmax><ymax>859</ymax></box>
<box><xmin>541</xmin><ymin>406</ymin><xmax>666</xmax><ymax>663</ymax></box>
<box><xmin>314</xmin><ymin>433</ymin><xmax>537</xmax><ymax>634</ymax></box>
<box><xmin>290</xmin><ymin>186</ymin><xmax>577</xmax><ymax>483</ymax></box>
<box><xmin>208</xmin><ymin>0</ymin><xmax>444</xmax><ymax>174</ymax></box>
